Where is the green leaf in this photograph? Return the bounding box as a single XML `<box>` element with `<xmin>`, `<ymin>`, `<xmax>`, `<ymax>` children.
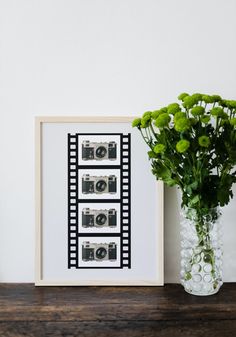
<box><xmin>189</xmin><ymin>195</ymin><xmax>200</xmax><ymax>206</ymax></box>
<box><xmin>190</xmin><ymin>181</ymin><xmax>198</xmax><ymax>190</ymax></box>
<box><xmin>164</xmin><ymin>178</ymin><xmax>177</xmax><ymax>187</ymax></box>
<box><xmin>147</xmin><ymin>150</ymin><xmax>157</xmax><ymax>159</ymax></box>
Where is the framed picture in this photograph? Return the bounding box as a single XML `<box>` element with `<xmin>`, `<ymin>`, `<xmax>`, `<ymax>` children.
<box><xmin>35</xmin><ymin>117</ymin><xmax>163</xmax><ymax>285</ymax></box>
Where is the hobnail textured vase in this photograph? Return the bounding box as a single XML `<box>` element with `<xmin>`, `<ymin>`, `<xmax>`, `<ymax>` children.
<box><xmin>180</xmin><ymin>207</ymin><xmax>223</xmax><ymax>296</ymax></box>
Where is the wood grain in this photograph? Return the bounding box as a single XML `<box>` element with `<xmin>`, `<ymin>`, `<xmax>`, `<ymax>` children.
<box><xmin>0</xmin><ymin>283</ymin><xmax>236</xmax><ymax>336</ymax></box>
<box><xmin>1</xmin><ymin>321</ymin><xmax>236</xmax><ymax>337</ymax></box>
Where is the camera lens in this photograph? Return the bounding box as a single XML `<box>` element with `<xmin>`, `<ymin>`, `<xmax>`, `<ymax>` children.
<box><xmin>96</xmin><ymin>213</ymin><xmax>107</xmax><ymax>226</ymax></box>
<box><xmin>96</xmin><ymin>146</ymin><xmax>107</xmax><ymax>158</ymax></box>
<box><xmin>96</xmin><ymin>247</ymin><xmax>107</xmax><ymax>259</ymax></box>
<box><xmin>96</xmin><ymin>180</ymin><xmax>107</xmax><ymax>192</ymax></box>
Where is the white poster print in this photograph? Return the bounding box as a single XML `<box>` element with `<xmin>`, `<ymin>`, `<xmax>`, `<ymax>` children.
<box><xmin>39</xmin><ymin>119</ymin><xmax>163</xmax><ymax>285</ymax></box>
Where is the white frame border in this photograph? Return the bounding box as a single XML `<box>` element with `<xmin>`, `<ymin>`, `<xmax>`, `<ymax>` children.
<box><xmin>35</xmin><ymin>116</ymin><xmax>164</xmax><ymax>286</ymax></box>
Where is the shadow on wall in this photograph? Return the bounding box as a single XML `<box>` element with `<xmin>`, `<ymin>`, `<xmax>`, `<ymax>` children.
<box><xmin>164</xmin><ymin>185</ymin><xmax>181</xmax><ymax>283</ymax></box>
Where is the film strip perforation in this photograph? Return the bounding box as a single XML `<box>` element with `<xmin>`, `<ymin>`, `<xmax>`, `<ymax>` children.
<box><xmin>120</xmin><ymin>134</ymin><xmax>131</xmax><ymax>268</ymax></box>
<box><xmin>68</xmin><ymin>134</ymin><xmax>78</xmax><ymax>268</ymax></box>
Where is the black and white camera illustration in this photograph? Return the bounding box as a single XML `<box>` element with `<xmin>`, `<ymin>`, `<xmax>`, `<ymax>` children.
<box><xmin>82</xmin><ymin>174</ymin><xmax>116</xmax><ymax>194</ymax></box>
<box><xmin>78</xmin><ymin>237</ymin><xmax>121</xmax><ymax>267</ymax></box>
<box><xmin>78</xmin><ymin>203</ymin><xmax>121</xmax><ymax>234</ymax></box>
<box><xmin>78</xmin><ymin>135</ymin><xmax>121</xmax><ymax>166</ymax></box>
<box><xmin>78</xmin><ymin>169</ymin><xmax>121</xmax><ymax>199</ymax></box>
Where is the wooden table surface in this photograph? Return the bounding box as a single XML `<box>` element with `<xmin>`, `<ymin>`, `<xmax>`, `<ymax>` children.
<box><xmin>0</xmin><ymin>283</ymin><xmax>236</xmax><ymax>337</ymax></box>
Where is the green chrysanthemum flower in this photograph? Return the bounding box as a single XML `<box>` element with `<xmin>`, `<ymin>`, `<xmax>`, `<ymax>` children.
<box><xmin>230</xmin><ymin>100</ymin><xmax>236</xmax><ymax>109</ymax></box>
<box><xmin>132</xmin><ymin>118</ymin><xmax>142</xmax><ymax>128</ymax></box>
<box><xmin>174</xmin><ymin>118</ymin><xmax>191</xmax><ymax>132</ymax></box>
<box><xmin>178</xmin><ymin>92</ymin><xmax>189</xmax><ymax>101</ymax></box>
<box><xmin>191</xmin><ymin>93</ymin><xmax>202</xmax><ymax>102</ymax></box>
<box><xmin>210</xmin><ymin>107</ymin><xmax>224</xmax><ymax>117</ymax></box>
<box><xmin>152</xmin><ymin>110</ymin><xmax>161</xmax><ymax>119</ymax></box>
<box><xmin>155</xmin><ymin>113</ymin><xmax>171</xmax><ymax>128</ymax></box>
<box><xmin>211</xmin><ymin>95</ymin><xmax>222</xmax><ymax>103</ymax></box>
<box><xmin>189</xmin><ymin>118</ymin><xmax>198</xmax><ymax>126</ymax></box>
<box><xmin>201</xmin><ymin>115</ymin><xmax>211</xmax><ymax>124</ymax></box>
<box><xmin>141</xmin><ymin>115</ymin><xmax>151</xmax><ymax>128</ymax></box>
<box><xmin>142</xmin><ymin>111</ymin><xmax>152</xmax><ymax>118</ymax></box>
<box><xmin>174</xmin><ymin>111</ymin><xmax>186</xmax><ymax>122</ymax></box>
<box><xmin>154</xmin><ymin>143</ymin><xmax>166</xmax><ymax>154</ymax></box>
<box><xmin>167</xmin><ymin>103</ymin><xmax>181</xmax><ymax>115</ymax></box>
<box><xmin>151</xmin><ymin>108</ymin><xmax>167</xmax><ymax>119</ymax></box>
<box><xmin>176</xmin><ymin>139</ymin><xmax>190</xmax><ymax>153</ymax></box>
<box><xmin>230</xmin><ymin>118</ymin><xmax>236</xmax><ymax>127</ymax></box>
<box><xmin>221</xmin><ymin>112</ymin><xmax>228</xmax><ymax>119</ymax></box>
<box><xmin>190</xmin><ymin>106</ymin><xmax>205</xmax><ymax>116</ymax></box>
<box><xmin>219</xmin><ymin>99</ymin><xmax>228</xmax><ymax>108</ymax></box>
<box><xmin>198</xmin><ymin>135</ymin><xmax>211</xmax><ymax>147</ymax></box>
<box><xmin>159</xmin><ymin>107</ymin><xmax>168</xmax><ymax>113</ymax></box>
<box><xmin>202</xmin><ymin>95</ymin><xmax>214</xmax><ymax>104</ymax></box>
<box><xmin>183</xmin><ymin>95</ymin><xmax>198</xmax><ymax>109</ymax></box>
<box><xmin>227</xmin><ymin>100</ymin><xmax>236</xmax><ymax>109</ymax></box>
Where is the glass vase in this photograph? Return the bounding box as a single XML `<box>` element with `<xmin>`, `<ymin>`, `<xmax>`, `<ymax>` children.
<box><xmin>180</xmin><ymin>207</ymin><xmax>223</xmax><ymax>296</ymax></box>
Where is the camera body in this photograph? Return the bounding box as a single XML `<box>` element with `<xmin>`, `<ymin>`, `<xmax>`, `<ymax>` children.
<box><xmin>82</xmin><ymin>208</ymin><xmax>117</xmax><ymax>228</ymax></box>
<box><xmin>82</xmin><ymin>242</ymin><xmax>117</xmax><ymax>261</ymax></box>
<box><xmin>82</xmin><ymin>174</ymin><xmax>117</xmax><ymax>194</ymax></box>
<box><xmin>82</xmin><ymin>141</ymin><xmax>117</xmax><ymax>161</ymax></box>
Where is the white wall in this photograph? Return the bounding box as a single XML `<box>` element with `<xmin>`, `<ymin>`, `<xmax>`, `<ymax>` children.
<box><xmin>0</xmin><ymin>0</ymin><xmax>236</xmax><ymax>283</ymax></box>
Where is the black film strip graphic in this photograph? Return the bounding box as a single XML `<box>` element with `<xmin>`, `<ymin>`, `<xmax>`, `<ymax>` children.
<box><xmin>68</xmin><ymin>133</ymin><xmax>131</xmax><ymax>269</ymax></box>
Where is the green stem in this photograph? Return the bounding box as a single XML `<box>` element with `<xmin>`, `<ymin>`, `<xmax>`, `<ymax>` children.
<box><xmin>140</xmin><ymin>129</ymin><xmax>151</xmax><ymax>147</ymax></box>
<box><xmin>149</xmin><ymin>123</ymin><xmax>158</xmax><ymax>141</ymax></box>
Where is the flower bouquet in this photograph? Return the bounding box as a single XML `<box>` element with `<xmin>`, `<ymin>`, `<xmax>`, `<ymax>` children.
<box><xmin>132</xmin><ymin>93</ymin><xmax>236</xmax><ymax>295</ymax></box>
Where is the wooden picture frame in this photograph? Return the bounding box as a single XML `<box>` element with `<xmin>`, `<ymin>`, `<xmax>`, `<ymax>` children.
<box><xmin>35</xmin><ymin>117</ymin><xmax>164</xmax><ymax>286</ymax></box>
